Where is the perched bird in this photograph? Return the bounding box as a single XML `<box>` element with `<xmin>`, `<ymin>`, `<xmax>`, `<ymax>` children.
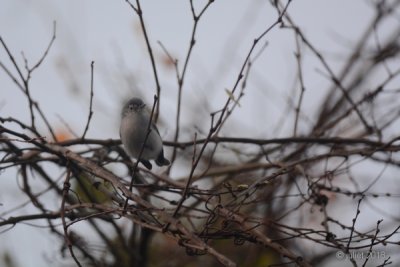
<box><xmin>120</xmin><ymin>97</ymin><xmax>170</xmax><ymax>170</ymax></box>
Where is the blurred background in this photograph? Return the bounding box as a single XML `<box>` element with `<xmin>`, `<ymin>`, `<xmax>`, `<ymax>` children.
<box><xmin>1</xmin><ymin>0</ymin><xmax>400</xmax><ymax>266</ymax></box>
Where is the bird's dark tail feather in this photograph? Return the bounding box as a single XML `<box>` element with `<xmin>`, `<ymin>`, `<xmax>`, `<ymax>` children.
<box><xmin>156</xmin><ymin>150</ymin><xmax>170</xmax><ymax>166</ymax></box>
<box><xmin>140</xmin><ymin>159</ymin><xmax>152</xmax><ymax>170</ymax></box>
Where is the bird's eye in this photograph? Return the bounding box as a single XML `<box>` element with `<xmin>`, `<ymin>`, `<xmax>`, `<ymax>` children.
<box><xmin>129</xmin><ymin>104</ymin><xmax>134</xmax><ymax>110</ymax></box>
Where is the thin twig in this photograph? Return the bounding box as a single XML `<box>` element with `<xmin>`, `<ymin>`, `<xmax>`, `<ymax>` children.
<box><xmin>165</xmin><ymin>132</ymin><xmax>197</xmax><ymax>229</ymax></box>
<box><xmin>82</xmin><ymin>61</ymin><xmax>95</xmax><ymax>139</ymax></box>
<box><xmin>293</xmin><ymin>33</ymin><xmax>306</xmax><ymax>136</ymax></box>
<box><xmin>29</xmin><ymin>21</ymin><xmax>57</xmax><ymax>73</ymax></box>
<box><xmin>61</xmin><ymin>168</ymin><xmax>82</xmax><ymax>267</ymax></box>
<box><xmin>168</xmin><ymin>0</ymin><xmax>214</xmax><ymax>170</ymax></box>
<box><xmin>362</xmin><ymin>219</ymin><xmax>383</xmax><ymax>267</ymax></box>
<box><xmin>346</xmin><ymin>197</ymin><xmax>364</xmax><ymax>252</ymax></box>
<box><xmin>126</xmin><ymin>0</ymin><xmax>162</xmax><ymax>122</ymax></box>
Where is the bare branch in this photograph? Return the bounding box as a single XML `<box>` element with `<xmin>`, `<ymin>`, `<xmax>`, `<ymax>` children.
<box><xmin>81</xmin><ymin>61</ymin><xmax>95</xmax><ymax>139</ymax></box>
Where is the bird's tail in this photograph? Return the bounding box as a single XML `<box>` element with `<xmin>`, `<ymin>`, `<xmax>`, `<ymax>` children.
<box><xmin>156</xmin><ymin>150</ymin><xmax>170</xmax><ymax>166</ymax></box>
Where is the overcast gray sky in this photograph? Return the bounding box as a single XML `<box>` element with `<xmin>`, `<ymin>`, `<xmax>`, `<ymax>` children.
<box><xmin>1</xmin><ymin>1</ymin><xmax>399</xmax><ymax>266</ymax></box>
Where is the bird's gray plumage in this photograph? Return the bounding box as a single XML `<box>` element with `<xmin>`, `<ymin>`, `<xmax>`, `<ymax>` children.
<box><xmin>120</xmin><ymin>97</ymin><xmax>170</xmax><ymax>170</ymax></box>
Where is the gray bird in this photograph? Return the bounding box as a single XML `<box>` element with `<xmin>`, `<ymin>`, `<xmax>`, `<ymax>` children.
<box><xmin>120</xmin><ymin>97</ymin><xmax>170</xmax><ymax>170</ymax></box>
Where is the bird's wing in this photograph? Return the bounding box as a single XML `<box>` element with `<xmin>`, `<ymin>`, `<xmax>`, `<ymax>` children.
<box><xmin>151</xmin><ymin>122</ymin><xmax>160</xmax><ymax>135</ymax></box>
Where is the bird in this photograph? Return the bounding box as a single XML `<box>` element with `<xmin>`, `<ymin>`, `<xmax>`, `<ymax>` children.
<box><xmin>120</xmin><ymin>97</ymin><xmax>170</xmax><ymax>170</ymax></box>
